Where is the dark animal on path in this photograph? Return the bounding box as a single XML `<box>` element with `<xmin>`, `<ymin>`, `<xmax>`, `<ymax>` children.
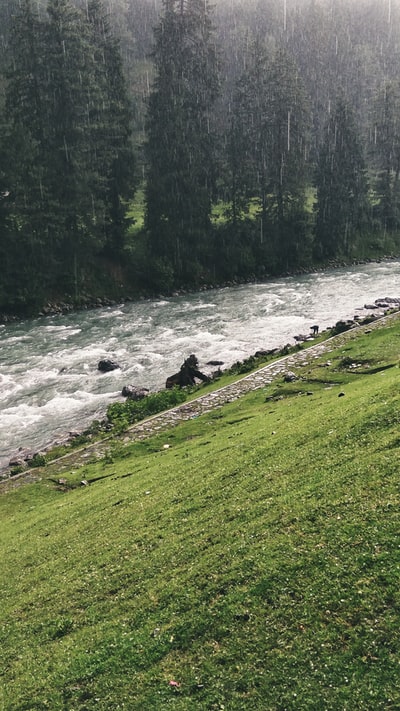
<box><xmin>310</xmin><ymin>325</ymin><xmax>319</xmax><ymax>335</ymax></box>
<box><xmin>166</xmin><ymin>354</ymin><xmax>210</xmax><ymax>389</ymax></box>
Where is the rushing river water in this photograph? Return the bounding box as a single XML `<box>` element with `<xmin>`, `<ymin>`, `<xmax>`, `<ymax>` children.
<box><xmin>1</xmin><ymin>260</ymin><xmax>400</xmax><ymax>469</ymax></box>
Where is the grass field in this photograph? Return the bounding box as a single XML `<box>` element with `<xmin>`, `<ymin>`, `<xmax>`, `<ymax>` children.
<box><xmin>1</xmin><ymin>319</ymin><xmax>399</xmax><ymax>710</ymax></box>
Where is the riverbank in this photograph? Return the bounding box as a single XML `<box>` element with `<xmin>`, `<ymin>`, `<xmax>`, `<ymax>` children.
<box><xmin>1</xmin><ymin>261</ymin><xmax>399</xmax><ymax>479</ymax></box>
<box><xmin>1</xmin><ymin>253</ymin><xmax>399</xmax><ymax>324</ymax></box>
<box><xmin>2</xmin><ymin>306</ymin><xmax>399</xmax><ymax>490</ymax></box>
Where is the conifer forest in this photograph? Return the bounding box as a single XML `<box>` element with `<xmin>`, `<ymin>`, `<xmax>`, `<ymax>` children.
<box><xmin>0</xmin><ymin>0</ymin><xmax>400</xmax><ymax>314</ymax></box>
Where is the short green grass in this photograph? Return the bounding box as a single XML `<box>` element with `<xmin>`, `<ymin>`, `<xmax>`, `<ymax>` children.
<box><xmin>1</xmin><ymin>320</ymin><xmax>400</xmax><ymax>710</ymax></box>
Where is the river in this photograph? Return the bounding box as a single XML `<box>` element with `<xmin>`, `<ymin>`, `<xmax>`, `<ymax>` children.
<box><xmin>1</xmin><ymin>260</ymin><xmax>399</xmax><ymax>469</ymax></box>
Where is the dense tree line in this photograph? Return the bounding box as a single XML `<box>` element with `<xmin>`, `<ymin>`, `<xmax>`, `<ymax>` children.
<box><xmin>0</xmin><ymin>0</ymin><xmax>134</xmax><ymax>313</ymax></box>
<box><xmin>1</xmin><ymin>0</ymin><xmax>400</xmax><ymax>314</ymax></box>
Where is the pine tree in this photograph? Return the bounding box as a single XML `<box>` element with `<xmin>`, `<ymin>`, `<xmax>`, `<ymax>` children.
<box><xmin>228</xmin><ymin>43</ymin><xmax>310</xmax><ymax>270</ymax></box>
<box><xmin>5</xmin><ymin>0</ymin><xmax>136</xmax><ymax>304</ymax></box>
<box><xmin>228</xmin><ymin>40</ymin><xmax>270</xmax><ymax>224</ymax></box>
<box><xmin>145</xmin><ymin>0</ymin><xmax>219</xmax><ymax>284</ymax></box>
<box><xmin>44</xmin><ymin>0</ymin><xmax>106</xmax><ymax>297</ymax></box>
<box><xmin>314</xmin><ymin>98</ymin><xmax>369</xmax><ymax>259</ymax></box>
<box><xmin>0</xmin><ymin>119</ymin><xmax>13</xmax><ymax>310</ymax></box>
<box><xmin>4</xmin><ymin>0</ymin><xmax>52</xmax><ymax>304</ymax></box>
<box><xmin>265</xmin><ymin>48</ymin><xmax>310</xmax><ymax>266</ymax></box>
<box><xmin>373</xmin><ymin>81</ymin><xmax>400</xmax><ymax>231</ymax></box>
<box><xmin>87</xmin><ymin>0</ymin><xmax>135</xmax><ymax>255</ymax></box>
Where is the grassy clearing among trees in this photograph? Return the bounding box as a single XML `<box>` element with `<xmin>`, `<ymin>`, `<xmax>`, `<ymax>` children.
<box><xmin>1</xmin><ymin>319</ymin><xmax>399</xmax><ymax>709</ymax></box>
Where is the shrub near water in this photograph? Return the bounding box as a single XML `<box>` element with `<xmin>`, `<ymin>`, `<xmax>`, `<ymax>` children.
<box><xmin>106</xmin><ymin>387</ymin><xmax>187</xmax><ymax>431</ymax></box>
<box><xmin>0</xmin><ymin>319</ymin><xmax>400</xmax><ymax>710</ymax></box>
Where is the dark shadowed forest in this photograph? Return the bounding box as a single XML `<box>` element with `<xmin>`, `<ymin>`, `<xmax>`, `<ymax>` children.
<box><xmin>0</xmin><ymin>0</ymin><xmax>399</xmax><ymax>315</ymax></box>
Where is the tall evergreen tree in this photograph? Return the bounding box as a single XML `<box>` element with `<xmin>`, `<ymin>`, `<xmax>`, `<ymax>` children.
<box><xmin>373</xmin><ymin>81</ymin><xmax>400</xmax><ymax>231</ymax></box>
<box><xmin>314</xmin><ymin>98</ymin><xmax>369</xmax><ymax>259</ymax></box>
<box><xmin>4</xmin><ymin>0</ymin><xmax>51</xmax><ymax>305</ymax></box>
<box><xmin>87</xmin><ymin>0</ymin><xmax>135</xmax><ymax>255</ymax></box>
<box><xmin>228</xmin><ymin>40</ymin><xmax>270</xmax><ymax>224</ymax></box>
<box><xmin>44</xmin><ymin>0</ymin><xmax>105</xmax><ymax>296</ymax></box>
<box><xmin>228</xmin><ymin>43</ymin><xmax>310</xmax><ymax>270</ymax></box>
<box><xmin>5</xmin><ymin>0</ymin><xmax>135</xmax><ymax>303</ymax></box>
<box><xmin>222</xmin><ymin>40</ymin><xmax>272</xmax><ymax>278</ymax></box>
<box><xmin>265</xmin><ymin>48</ymin><xmax>310</xmax><ymax>267</ymax></box>
<box><xmin>5</xmin><ymin>0</ymin><xmax>104</xmax><ymax>300</ymax></box>
<box><xmin>145</xmin><ymin>0</ymin><xmax>219</xmax><ymax>284</ymax></box>
<box><xmin>0</xmin><ymin>120</ymin><xmax>13</xmax><ymax>309</ymax></box>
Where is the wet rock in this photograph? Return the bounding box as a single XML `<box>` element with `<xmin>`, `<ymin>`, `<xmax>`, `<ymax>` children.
<box><xmin>375</xmin><ymin>297</ymin><xmax>400</xmax><ymax>307</ymax></box>
<box><xmin>284</xmin><ymin>371</ymin><xmax>298</xmax><ymax>382</ymax></box>
<box><xmin>98</xmin><ymin>359</ymin><xmax>120</xmax><ymax>373</ymax></box>
<box><xmin>294</xmin><ymin>334</ymin><xmax>311</xmax><ymax>342</ymax></box>
<box><xmin>255</xmin><ymin>348</ymin><xmax>278</xmax><ymax>357</ymax></box>
<box><xmin>9</xmin><ymin>456</ymin><xmax>27</xmax><ymax>468</ymax></box>
<box><xmin>331</xmin><ymin>320</ymin><xmax>355</xmax><ymax>335</ymax></box>
<box><xmin>9</xmin><ymin>448</ymin><xmax>34</xmax><ymax>466</ymax></box>
<box><xmin>121</xmin><ymin>385</ymin><xmax>149</xmax><ymax>400</ymax></box>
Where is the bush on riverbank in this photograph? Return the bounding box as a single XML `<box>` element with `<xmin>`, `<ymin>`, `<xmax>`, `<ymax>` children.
<box><xmin>106</xmin><ymin>387</ymin><xmax>188</xmax><ymax>432</ymax></box>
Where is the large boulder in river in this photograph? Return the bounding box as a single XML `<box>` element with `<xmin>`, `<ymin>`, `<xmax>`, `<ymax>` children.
<box><xmin>98</xmin><ymin>359</ymin><xmax>120</xmax><ymax>373</ymax></box>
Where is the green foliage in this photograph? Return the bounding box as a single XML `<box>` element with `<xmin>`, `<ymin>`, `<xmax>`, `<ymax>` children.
<box><xmin>144</xmin><ymin>0</ymin><xmax>220</xmax><ymax>282</ymax></box>
<box><xmin>372</xmin><ymin>81</ymin><xmax>400</xmax><ymax>232</ymax></box>
<box><xmin>87</xmin><ymin>0</ymin><xmax>136</xmax><ymax>256</ymax></box>
<box><xmin>107</xmin><ymin>387</ymin><xmax>187</xmax><ymax>431</ymax></box>
<box><xmin>227</xmin><ymin>350</ymin><xmax>284</xmax><ymax>375</ymax></box>
<box><xmin>3</xmin><ymin>1</ymin><xmax>400</xmax><ymax>308</ymax></box>
<box><xmin>314</xmin><ymin>98</ymin><xmax>370</xmax><ymax>259</ymax></box>
<box><xmin>29</xmin><ymin>453</ymin><xmax>46</xmax><ymax>468</ymax></box>
<box><xmin>0</xmin><ymin>0</ymin><xmax>135</xmax><ymax>310</ymax></box>
<box><xmin>9</xmin><ymin>465</ymin><xmax>24</xmax><ymax>476</ymax></box>
<box><xmin>226</xmin><ymin>42</ymin><xmax>311</xmax><ymax>270</ymax></box>
<box><xmin>330</xmin><ymin>319</ymin><xmax>354</xmax><ymax>336</ymax></box>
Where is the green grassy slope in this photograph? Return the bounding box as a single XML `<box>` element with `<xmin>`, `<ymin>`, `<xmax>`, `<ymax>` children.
<box><xmin>1</xmin><ymin>322</ymin><xmax>399</xmax><ymax>710</ymax></box>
